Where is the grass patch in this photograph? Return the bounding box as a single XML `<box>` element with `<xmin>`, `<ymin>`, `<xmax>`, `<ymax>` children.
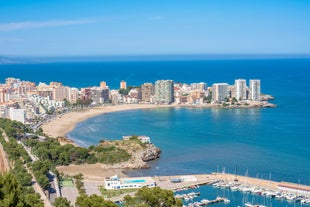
<box><xmin>100</xmin><ymin>187</ymin><xmax>138</xmax><ymax>198</ymax></box>
<box><xmin>94</xmin><ymin>145</ymin><xmax>131</xmax><ymax>164</ymax></box>
<box><xmin>60</xmin><ymin>179</ymin><xmax>74</xmax><ymax>187</ymax></box>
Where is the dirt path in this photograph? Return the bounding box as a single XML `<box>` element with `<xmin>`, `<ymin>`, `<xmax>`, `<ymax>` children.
<box><xmin>0</xmin><ymin>129</ymin><xmax>10</xmax><ymax>173</ymax></box>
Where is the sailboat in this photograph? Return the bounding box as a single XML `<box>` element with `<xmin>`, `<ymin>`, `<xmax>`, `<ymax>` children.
<box><xmin>244</xmin><ymin>203</ymin><xmax>267</xmax><ymax>207</ymax></box>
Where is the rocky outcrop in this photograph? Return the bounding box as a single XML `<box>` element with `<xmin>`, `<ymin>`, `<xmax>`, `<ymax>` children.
<box><xmin>260</xmin><ymin>94</ymin><xmax>274</xmax><ymax>101</ymax></box>
<box><xmin>141</xmin><ymin>144</ymin><xmax>161</xmax><ymax>162</ymax></box>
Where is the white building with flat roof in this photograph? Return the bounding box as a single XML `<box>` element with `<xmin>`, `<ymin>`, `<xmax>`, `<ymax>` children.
<box><xmin>104</xmin><ymin>175</ymin><xmax>156</xmax><ymax>190</ymax></box>
<box><xmin>122</xmin><ymin>135</ymin><xmax>151</xmax><ymax>143</ymax></box>
<box><xmin>235</xmin><ymin>79</ymin><xmax>247</xmax><ymax>100</ymax></box>
<box><xmin>9</xmin><ymin>107</ymin><xmax>25</xmax><ymax>124</ymax></box>
<box><xmin>249</xmin><ymin>79</ymin><xmax>261</xmax><ymax>101</ymax></box>
<box><xmin>212</xmin><ymin>83</ymin><xmax>229</xmax><ymax>102</ymax></box>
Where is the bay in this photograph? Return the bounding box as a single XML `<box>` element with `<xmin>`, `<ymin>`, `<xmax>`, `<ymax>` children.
<box><xmin>1</xmin><ymin>57</ymin><xmax>310</xmax><ymax>206</ymax></box>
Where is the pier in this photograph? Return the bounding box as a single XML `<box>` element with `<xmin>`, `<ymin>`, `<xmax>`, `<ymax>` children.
<box><xmin>154</xmin><ymin>173</ymin><xmax>310</xmax><ymax>195</ymax></box>
<box><xmin>90</xmin><ymin>172</ymin><xmax>310</xmax><ymax>204</ymax></box>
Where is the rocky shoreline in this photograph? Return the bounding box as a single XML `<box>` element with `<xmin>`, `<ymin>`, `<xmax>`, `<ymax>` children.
<box><xmin>57</xmin><ymin>140</ymin><xmax>162</xmax><ymax>179</ymax></box>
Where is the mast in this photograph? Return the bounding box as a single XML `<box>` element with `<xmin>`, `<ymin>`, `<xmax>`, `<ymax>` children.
<box><xmin>234</xmin><ymin>164</ymin><xmax>238</xmax><ymax>181</ymax></box>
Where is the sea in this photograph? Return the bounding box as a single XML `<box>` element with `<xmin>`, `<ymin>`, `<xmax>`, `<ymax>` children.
<box><xmin>1</xmin><ymin>56</ymin><xmax>309</xmax><ymax>207</ymax></box>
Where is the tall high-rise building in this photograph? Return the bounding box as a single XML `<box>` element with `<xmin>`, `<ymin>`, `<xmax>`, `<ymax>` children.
<box><xmin>141</xmin><ymin>83</ymin><xmax>154</xmax><ymax>102</ymax></box>
<box><xmin>212</xmin><ymin>83</ymin><xmax>229</xmax><ymax>102</ymax></box>
<box><xmin>235</xmin><ymin>79</ymin><xmax>247</xmax><ymax>100</ymax></box>
<box><xmin>154</xmin><ymin>80</ymin><xmax>174</xmax><ymax>104</ymax></box>
<box><xmin>249</xmin><ymin>79</ymin><xmax>261</xmax><ymax>101</ymax></box>
<box><xmin>120</xmin><ymin>81</ymin><xmax>127</xmax><ymax>89</ymax></box>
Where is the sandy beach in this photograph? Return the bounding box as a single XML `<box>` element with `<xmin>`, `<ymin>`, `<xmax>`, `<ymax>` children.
<box><xmin>42</xmin><ymin>104</ymin><xmax>171</xmax><ymax>139</ymax></box>
<box><xmin>41</xmin><ymin>103</ymin><xmax>272</xmax><ymax>140</ymax></box>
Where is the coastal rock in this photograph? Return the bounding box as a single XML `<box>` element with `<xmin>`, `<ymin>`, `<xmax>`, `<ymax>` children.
<box><xmin>260</xmin><ymin>94</ymin><xmax>274</xmax><ymax>101</ymax></box>
<box><xmin>141</xmin><ymin>144</ymin><xmax>161</xmax><ymax>162</ymax></box>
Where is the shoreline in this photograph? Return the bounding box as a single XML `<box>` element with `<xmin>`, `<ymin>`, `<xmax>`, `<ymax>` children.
<box><xmin>41</xmin><ymin>103</ymin><xmax>275</xmax><ymax>142</ymax></box>
<box><xmin>42</xmin><ymin>104</ymin><xmax>173</xmax><ymax>140</ymax></box>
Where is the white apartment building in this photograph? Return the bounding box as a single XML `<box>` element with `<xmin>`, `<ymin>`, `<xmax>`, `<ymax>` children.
<box><xmin>235</xmin><ymin>79</ymin><xmax>247</xmax><ymax>100</ymax></box>
<box><xmin>9</xmin><ymin>107</ymin><xmax>25</xmax><ymax>124</ymax></box>
<box><xmin>212</xmin><ymin>83</ymin><xmax>229</xmax><ymax>102</ymax></box>
<box><xmin>249</xmin><ymin>79</ymin><xmax>261</xmax><ymax>101</ymax></box>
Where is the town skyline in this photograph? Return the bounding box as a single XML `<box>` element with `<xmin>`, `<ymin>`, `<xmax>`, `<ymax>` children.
<box><xmin>0</xmin><ymin>76</ymin><xmax>270</xmax><ymax>126</ymax></box>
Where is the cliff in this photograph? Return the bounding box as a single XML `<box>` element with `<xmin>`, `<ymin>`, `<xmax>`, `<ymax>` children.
<box><xmin>97</xmin><ymin>140</ymin><xmax>161</xmax><ymax>169</ymax></box>
<box><xmin>141</xmin><ymin>144</ymin><xmax>161</xmax><ymax>162</ymax></box>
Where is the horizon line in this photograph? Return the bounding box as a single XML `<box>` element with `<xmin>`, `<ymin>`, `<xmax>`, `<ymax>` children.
<box><xmin>1</xmin><ymin>53</ymin><xmax>310</xmax><ymax>64</ymax></box>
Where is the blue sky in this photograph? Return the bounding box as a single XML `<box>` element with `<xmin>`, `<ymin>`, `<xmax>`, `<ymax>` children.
<box><xmin>0</xmin><ymin>0</ymin><xmax>310</xmax><ymax>56</ymax></box>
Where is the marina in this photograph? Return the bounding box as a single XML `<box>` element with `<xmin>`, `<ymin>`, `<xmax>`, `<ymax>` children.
<box><xmin>151</xmin><ymin>173</ymin><xmax>310</xmax><ymax>206</ymax></box>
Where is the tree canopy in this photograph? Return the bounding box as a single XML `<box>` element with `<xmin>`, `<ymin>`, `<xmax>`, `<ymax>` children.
<box><xmin>124</xmin><ymin>187</ymin><xmax>182</xmax><ymax>207</ymax></box>
<box><xmin>75</xmin><ymin>194</ymin><xmax>117</xmax><ymax>207</ymax></box>
<box><xmin>0</xmin><ymin>173</ymin><xmax>43</xmax><ymax>207</ymax></box>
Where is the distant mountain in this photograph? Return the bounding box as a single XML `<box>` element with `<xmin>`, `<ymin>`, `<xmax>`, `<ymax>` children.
<box><xmin>0</xmin><ymin>56</ymin><xmax>18</xmax><ymax>64</ymax></box>
<box><xmin>0</xmin><ymin>56</ymin><xmax>43</xmax><ymax>64</ymax></box>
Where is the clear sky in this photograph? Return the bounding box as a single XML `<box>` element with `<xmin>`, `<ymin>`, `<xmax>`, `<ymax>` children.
<box><xmin>1</xmin><ymin>0</ymin><xmax>310</xmax><ymax>56</ymax></box>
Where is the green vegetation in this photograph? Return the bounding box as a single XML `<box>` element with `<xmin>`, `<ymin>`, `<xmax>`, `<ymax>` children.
<box><xmin>91</xmin><ymin>145</ymin><xmax>131</xmax><ymax>164</ymax></box>
<box><xmin>204</xmin><ymin>92</ymin><xmax>212</xmax><ymax>103</ymax></box>
<box><xmin>23</xmin><ymin>136</ymin><xmax>131</xmax><ymax>166</ymax></box>
<box><xmin>100</xmin><ymin>188</ymin><xmax>138</xmax><ymax>198</ymax></box>
<box><xmin>0</xmin><ymin>118</ymin><xmax>46</xmax><ymax>204</ymax></box>
<box><xmin>54</xmin><ymin>197</ymin><xmax>72</xmax><ymax>207</ymax></box>
<box><xmin>31</xmin><ymin>160</ymin><xmax>51</xmax><ymax>190</ymax></box>
<box><xmin>0</xmin><ymin>118</ymin><xmax>32</xmax><ymax>138</ymax></box>
<box><xmin>129</xmin><ymin>135</ymin><xmax>147</xmax><ymax>148</ymax></box>
<box><xmin>0</xmin><ymin>117</ymin><xmax>159</xmax><ymax>207</ymax></box>
<box><xmin>60</xmin><ymin>178</ymin><xmax>74</xmax><ymax>187</ymax></box>
<box><xmin>74</xmin><ymin>98</ymin><xmax>93</xmax><ymax>107</ymax></box>
<box><xmin>0</xmin><ymin>117</ymin><xmax>181</xmax><ymax>207</ymax></box>
<box><xmin>119</xmin><ymin>86</ymin><xmax>141</xmax><ymax>95</ymax></box>
<box><xmin>11</xmin><ymin>160</ymin><xmax>32</xmax><ymax>186</ymax></box>
<box><xmin>124</xmin><ymin>187</ymin><xmax>182</xmax><ymax>207</ymax></box>
<box><xmin>73</xmin><ymin>174</ymin><xmax>86</xmax><ymax>195</ymax></box>
<box><xmin>0</xmin><ymin>173</ymin><xmax>43</xmax><ymax>207</ymax></box>
<box><xmin>231</xmin><ymin>97</ymin><xmax>238</xmax><ymax>105</ymax></box>
<box><xmin>75</xmin><ymin>194</ymin><xmax>117</xmax><ymax>207</ymax></box>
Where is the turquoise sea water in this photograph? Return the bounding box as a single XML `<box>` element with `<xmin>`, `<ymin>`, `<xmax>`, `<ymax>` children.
<box><xmin>175</xmin><ymin>185</ymin><xmax>305</xmax><ymax>207</ymax></box>
<box><xmin>1</xmin><ymin>57</ymin><xmax>309</xmax><ymax>206</ymax></box>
